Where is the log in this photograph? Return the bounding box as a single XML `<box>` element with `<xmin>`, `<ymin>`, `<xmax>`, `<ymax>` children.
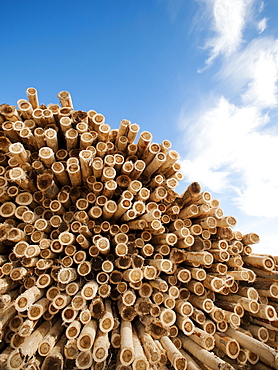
<box><xmin>7</xmin><ymin>321</ymin><xmax>51</xmax><ymax>369</ymax></box>
<box><xmin>160</xmin><ymin>336</ymin><xmax>187</xmax><ymax>370</ymax></box>
<box><xmin>179</xmin><ymin>335</ymin><xmax>235</xmax><ymax>370</ymax></box>
<box><xmin>38</xmin><ymin>318</ymin><xmax>64</xmax><ymax>356</ymax></box>
<box><xmin>136</xmin><ymin>321</ymin><xmax>161</xmax><ymax>365</ymax></box>
<box><xmin>189</xmin><ymin>327</ymin><xmax>215</xmax><ymax>351</ymax></box>
<box><xmin>41</xmin><ymin>334</ymin><xmax>67</xmax><ymax>370</ymax></box>
<box><xmin>120</xmin><ymin>320</ymin><xmax>134</xmax><ymax>366</ymax></box>
<box><xmin>214</xmin><ymin>332</ymin><xmax>240</xmax><ymax>359</ymax></box>
<box><xmin>14</xmin><ymin>286</ymin><xmax>44</xmax><ymax>312</ymax></box>
<box><xmin>226</xmin><ymin>327</ymin><xmax>278</xmax><ymax>369</ymax></box>
<box><xmin>76</xmin><ymin>319</ymin><xmax>98</xmax><ymax>352</ymax></box>
<box><xmin>132</xmin><ymin>329</ymin><xmax>149</xmax><ymax>370</ymax></box>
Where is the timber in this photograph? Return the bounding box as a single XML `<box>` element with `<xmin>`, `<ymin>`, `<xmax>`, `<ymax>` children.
<box><xmin>0</xmin><ymin>88</ymin><xmax>278</xmax><ymax>369</ymax></box>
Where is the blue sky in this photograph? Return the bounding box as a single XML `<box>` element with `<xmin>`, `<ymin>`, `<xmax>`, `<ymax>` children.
<box><xmin>1</xmin><ymin>0</ymin><xmax>278</xmax><ymax>254</ymax></box>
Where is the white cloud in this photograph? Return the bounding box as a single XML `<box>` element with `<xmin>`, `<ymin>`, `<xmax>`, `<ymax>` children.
<box><xmin>179</xmin><ymin>96</ymin><xmax>278</xmax><ymax>217</ymax></box>
<box><xmin>219</xmin><ymin>37</ymin><xmax>278</xmax><ymax>108</ymax></box>
<box><xmin>252</xmin><ymin>232</ymin><xmax>278</xmax><ymax>256</ymax></box>
<box><xmin>257</xmin><ymin>17</ymin><xmax>267</xmax><ymax>33</ymax></box>
<box><xmin>258</xmin><ymin>1</ymin><xmax>265</xmax><ymax>13</ymax></box>
<box><xmin>199</xmin><ymin>0</ymin><xmax>254</xmax><ymax>68</ymax></box>
<box><xmin>242</xmin><ymin>42</ymin><xmax>278</xmax><ymax>109</ymax></box>
<box><xmin>236</xmin><ymin>177</ymin><xmax>278</xmax><ymax>217</ymax></box>
<box><xmin>180</xmin><ymin>157</ymin><xmax>229</xmax><ymax>193</ymax></box>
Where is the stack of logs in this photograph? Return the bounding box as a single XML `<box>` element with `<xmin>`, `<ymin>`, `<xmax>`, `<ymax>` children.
<box><xmin>0</xmin><ymin>88</ymin><xmax>278</xmax><ymax>370</ymax></box>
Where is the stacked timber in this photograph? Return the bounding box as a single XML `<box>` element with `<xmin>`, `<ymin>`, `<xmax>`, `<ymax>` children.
<box><xmin>0</xmin><ymin>88</ymin><xmax>278</xmax><ymax>370</ymax></box>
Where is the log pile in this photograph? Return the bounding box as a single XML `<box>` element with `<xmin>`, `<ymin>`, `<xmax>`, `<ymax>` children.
<box><xmin>0</xmin><ymin>88</ymin><xmax>278</xmax><ymax>370</ymax></box>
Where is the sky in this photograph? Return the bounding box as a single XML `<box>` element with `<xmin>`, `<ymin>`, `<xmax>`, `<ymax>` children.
<box><xmin>0</xmin><ymin>0</ymin><xmax>277</xmax><ymax>255</ymax></box>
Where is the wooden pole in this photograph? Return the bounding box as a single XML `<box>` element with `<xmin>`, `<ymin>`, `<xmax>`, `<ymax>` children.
<box><xmin>226</xmin><ymin>327</ymin><xmax>278</xmax><ymax>369</ymax></box>
<box><xmin>120</xmin><ymin>320</ymin><xmax>134</xmax><ymax>366</ymax></box>
<box><xmin>160</xmin><ymin>336</ymin><xmax>187</xmax><ymax>370</ymax></box>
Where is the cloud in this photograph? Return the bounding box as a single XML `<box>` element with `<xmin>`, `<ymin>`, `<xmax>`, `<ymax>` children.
<box><xmin>252</xmin><ymin>231</ymin><xmax>278</xmax><ymax>256</ymax></box>
<box><xmin>198</xmin><ymin>0</ymin><xmax>254</xmax><ymax>68</ymax></box>
<box><xmin>218</xmin><ymin>37</ymin><xmax>278</xmax><ymax>109</ymax></box>
<box><xmin>257</xmin><ymin>17</ymin><xmax>267</xmax><ymax>33</ymax></box>
<box><xmin>241</xmin><ymin>40</ymin><xmax>278</xmax><ymax>109</ymax></box>
<box><xmin>258</xmin><ymin>1</ymin><xmax>265</xmax><ymax>13</ymax></box>
<box><xmin>179</xmin><ymin>96</ymin><xmax>278</xmax><ymax>217</ymax></box>
<box><xmin>179</xmin><ymin>157</ymin><xmax>230</xmax><ymax>193</ymax></box>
